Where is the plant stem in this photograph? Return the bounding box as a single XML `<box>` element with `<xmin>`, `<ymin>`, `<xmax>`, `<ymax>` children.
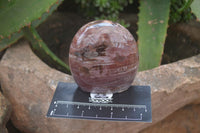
<box><xmin>178</xmin><ymin>0</ymin><xmax>194</xmax><ymax>13</ymax></box>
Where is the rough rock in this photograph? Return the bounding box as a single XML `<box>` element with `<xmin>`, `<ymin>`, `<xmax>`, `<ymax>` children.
<box><xmin>0</xmin><ymin>40</ymin><xmax>200</xmax><ymax>133</ymax></box>
<box><xmin>140</xmin><ymin>104</ymin><xmax>200</xmax><ymax>133</ymax></box>
<box><xmin>0</xmin><ymin>92</ymin><xmax>12</xmax><ymax>133</ymax></box>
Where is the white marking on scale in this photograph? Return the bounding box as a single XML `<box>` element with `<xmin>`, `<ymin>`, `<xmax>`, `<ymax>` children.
<box><xmin>77</xmin><ymin>105</ymin><xmax>79</xmax><ymax>109</ymax></box>
<box><xmin>54</xmin><ymin>101</ymin><xmax>57</xmax><ymax>104</ymax></box>
<box><xmin>88</xmin><ymin>106</ymin><xmax>91</xmax><ymax>110</ymax></box>
<box><xmin>96</xmin><ymin>114</ymin><xmax>98</xmax><ymax>118</ymax></box>
<box><xmin>66</xmin><ymin>104</ymin><xmax>68</xmax><ymax>108</ymax></box>
<box><xmin>99</xmin><ymin>106</ymin><xmax>102</xmax><ymax>110</ymax></box>
<box><xmin>122</xmin><ymin>108</ymin><xmax>124</xmax><ymax>111</ymax></box>
<box><xmin>110</xmin><ymin>112</ymin><xmax>113</xmax><ymax>118</ymax></box>
<box><xmin>111</xmin><ymin>107</ymin><xmax>113</xmax><ymax>111</ymax></box>
<box><xmin>53</xmin><ymin>114</ymin><xmax>143</xmax><ymax>121</ymax></box>
<box><xmin>50</xmin><ymin>110</ymin><xmax>54</xmax><ymax>116</ymax></box>
<box><xmin>145</xmin><ymin>108</ymin><xmax>147</xmax><ymax>112</ymax></box>
<box><xmin>55</xmin><ymin>104</ymin><xmax>58</xmax><ymax>107</ymax></box>
<box><xmin>125</xmin><ymin>116</ymin><xmax>128</xmax><ymax>119</ymax></box>
<box><xmin>53</xmin><ymin>109</ymin><xmax>56</xmax><ymax>115</ymax></box>
<box><xmin>81</xmin><ymin>111</ymin><xmax>84</xmax><ymax>117</ymax></box>
<box><xmin>133</xmin><ymin>108</ymin><xmax>136</xmax><ymax>112</ymax></box>
<box><xmin>66</xmin><ymin>112</ymin><xmax>69</xmax><ymax>116</ymax></box>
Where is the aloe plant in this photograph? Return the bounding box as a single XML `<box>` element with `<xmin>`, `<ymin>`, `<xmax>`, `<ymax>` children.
<box><xmin>138</xmin><ymin>0</ymin><xmax>171</xmax><ymax>71</ymax></box>
<box><xmin>137</xmin><ymin>0</ymin><xmax>199</xmax><ymax>71</ymax></box>
<box><xmin>0</xmin><ymin>0</ymin><xmax>70</xmax><ymax>73</ymax></box>
<box><xmin>0</xmin><ymin>0</ymin><xmax>199</xmax><ymax>73</ymax></box>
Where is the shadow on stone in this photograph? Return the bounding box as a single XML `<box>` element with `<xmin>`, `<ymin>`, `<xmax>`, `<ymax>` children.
<box><xmin>6</xmin><ymin>119</ymin><xmax>21</xmax><ymax>133</ymax></box>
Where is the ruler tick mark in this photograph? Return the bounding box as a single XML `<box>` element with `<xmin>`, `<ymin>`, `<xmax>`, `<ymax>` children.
<box><xmin>81</xmin><ymin>111</ymin><xmax>84</xmax><ymax>117</ymax></box>
<box><xmin>50</xmin><ymin>110</ymin><xmax>54</xmax><ymax>116</ymax></box>
<box><xmin>111</xmin><ymin>112</ymin><xmax>113</xmax><ymax>118</ymax></box>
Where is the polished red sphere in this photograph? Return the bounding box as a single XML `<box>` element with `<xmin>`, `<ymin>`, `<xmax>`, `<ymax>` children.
<box><xmin>69</xmin><ymin>20</ymin><xmax>139</xmax><ymax>93</ymax></box>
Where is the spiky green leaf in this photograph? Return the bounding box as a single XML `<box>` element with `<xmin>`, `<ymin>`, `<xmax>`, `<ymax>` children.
<box><xmin>138</xmin><ymin>0</ymin><xmax>170</xmax><ymax>71</ymax></box>
<box><xmin>0</xmin><ymin>0</ymin><xmax>63</xmax><ymax>51</ymax></box>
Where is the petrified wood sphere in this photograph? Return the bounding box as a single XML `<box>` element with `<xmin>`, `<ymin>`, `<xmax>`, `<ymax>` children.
<box><xmin>69</xmin><ymin>20</ymin><xmax>139</xmax><ymax>93</ymax></box>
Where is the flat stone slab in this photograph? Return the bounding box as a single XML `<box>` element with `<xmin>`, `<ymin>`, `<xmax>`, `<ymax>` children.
<box><xmin>0</xmin><ymin>92</ymin><xmax>12</xmax><ymax>133</ymax></box>
<box><xmin>0</xmin><ymin>40</ymin><xmax>200</xmax><ymax>133</ymax></box>
<box><xmin>141</xmin><ymin>104</ymin><xmax>200</xmax><ymax>133</ymax></box>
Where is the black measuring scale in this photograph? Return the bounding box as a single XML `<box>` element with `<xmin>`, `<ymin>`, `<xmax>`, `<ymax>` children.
<box><xmin>47</xmin><ymin>82</ymin><xmax>152</xmax><ymax>122</ymax></box>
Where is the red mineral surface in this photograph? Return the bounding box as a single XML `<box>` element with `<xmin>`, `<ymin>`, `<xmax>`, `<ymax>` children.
<box><xmin>69</xmin><ymin>20</ymin><xmax>139</xmax><ymax>93</ymax></box>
